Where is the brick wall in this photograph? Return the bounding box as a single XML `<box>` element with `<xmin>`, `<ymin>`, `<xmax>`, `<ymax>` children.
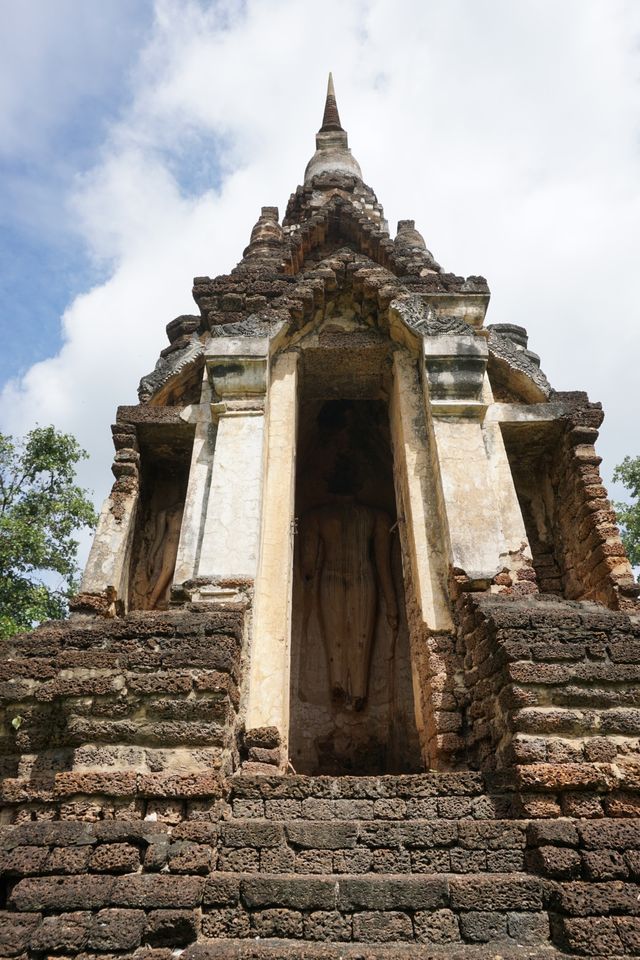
<box><xmin>551</xmin><ymin>400</ymin><xmax>638</xmax><ymax>608</ymax></box>
<box><xmin>1</xmin><ymin>585</ymin><xmax>640</xmax><ymax>954</ymax></box>
<box><xmin>0</xmin><ymin>610</ymin><xmax>242</xmax><ymax>824</ymax></box>
<box><xmin>459</xmin><ymin>592</ymin><xmax>640</xmax><ymax>815</ymax></box>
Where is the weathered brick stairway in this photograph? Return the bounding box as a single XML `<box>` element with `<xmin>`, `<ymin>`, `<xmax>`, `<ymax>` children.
<box><xmin>4</xmin><ymin>770</ymin><xmax>639</xmax><ymax>957</ymax></box>
<box><xmin>210</xmin><ymin>773</ymin><xmax>551</xmax><ymax>951</ymax></box>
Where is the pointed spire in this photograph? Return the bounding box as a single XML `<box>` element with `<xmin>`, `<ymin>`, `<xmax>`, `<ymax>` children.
<box><xmin>320</xmin><ymin>72</ymin><xmax>343</xmax><ymax>132</ymax></box>
<box><xmin>304</xmin><ymin>74</ymin><xmax>362</xmax><ymax>185</ymax></box>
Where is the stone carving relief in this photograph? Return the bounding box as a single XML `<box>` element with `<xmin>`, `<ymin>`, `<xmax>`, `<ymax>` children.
<box><xmin>208</xmin><ymin>311</ymin><xmax>287</xmax><ymax>340</ymax></box>
<box><xmin>145</xmin><ymin>501</ymin><xmax>185</xmax><ymax>609</ymax></box>
<box><xmin>289</xmin><ymin>398</ymin><xmax>422</xmax><ymax>775</ymax></box>
<box><xmin>300</xmin><ymin>461</ymin><xmax>398</xmax><ymax>711</ymax></box>
<box><xmin>138</xmin><ymin>335</ymin><xmax>204</xmax><ymax>403</ymax></box>
<box><xmin>128</xmin><ymin>458</ymin><xmax>189</xmax><ymax>611</ymax></box>
<box><xmin>486</xmin><ymin>325</ymin><xmax>551</xmax><ymax>399</ymax></box>
<box><xmin>391</xmin><ymin>295</ymin><xmax>475</xmax><ymax>337</ymax></box>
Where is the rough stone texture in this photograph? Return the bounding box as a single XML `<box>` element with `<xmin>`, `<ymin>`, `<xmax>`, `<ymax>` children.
<box><xmin>0</xmin><ymin>609</ymin><xmax>242</xmax><ymax>820</ymax></box>
<box><xmin>2</xmin><ymin>768</ymin><xmax>640</xmax><ymax>954</ymax></box>
<box><xmin>414</xmin><ymin>908</ymin><xmax>461</xmax><ymax>944</ymax></box>
<box><xmin>88</xmin><ymin>908</ymin><xmax>146</xmax><ymax>951</ymax></box>
<box><xmin>145</xmin><ymin>908</ymin><xmax>198</xmax><ymax>946</ymax></box>
<box><xmin>186</xmin><ymin>944</ymin><xmax>566</xmax><ymax>959</ymax></box>
<box><xmin>500</xmin><ymin>392</ymin><xmax>638</xmax><ymax>609</ymax></box>
<box><xmin>0</xmin><ymin>911</ymin><xmax>41</xmax><ymax>956</ymax></box>
<box><xmin>457</xmin><ymin>591</ymin><xmax>640</xmax><ymax>787</ymax></box>
<box><xmin>30</xmin><ymin>910</ymin><xmax>92</xmax><ymax>951</ymax></box>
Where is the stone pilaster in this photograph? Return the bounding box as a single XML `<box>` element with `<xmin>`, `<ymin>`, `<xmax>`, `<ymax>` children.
<box><xmin>194</xmin><ymin>338</ymin><xmax>269</xmax><ymax>594</ymax></box>
<box><xmin>172</xmin><ymin>372</ymin><xmax>214</xmax><ymax>587</ymax></box>
<box><xmin>245</xmin><ymin>351</ymin><xmax>299</xmax><ymax>767</ymax></box>
<box><xmin>75</xmin><ymin>423</ymin><xmax>140</xmax><ymax>615</ymax></box>
<box><xmin>423</xmin><ymin>334</ymin><xmax>533</xmax><ymax>589</ymax></box>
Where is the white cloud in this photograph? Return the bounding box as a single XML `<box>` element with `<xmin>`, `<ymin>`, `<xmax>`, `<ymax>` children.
<box><xmin>2</xmin><ymin>0</ymin><xmax>639</xmax><ymax>563</ymax></box>
<box><xmin>0</xmin><ymin>0</ymin><xmax>150</xmax><ymax>157</ymax></box>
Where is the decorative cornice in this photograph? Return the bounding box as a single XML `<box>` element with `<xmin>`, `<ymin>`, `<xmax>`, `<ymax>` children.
<box><xmin>486</xmin><ymin>327</ymin><xmax>551</xmax><ymax>400</ymax></box>
<box><xmin>138</xmin><ymin>334</ymin><xmax>204</xmax><ymax>403</ymax></box>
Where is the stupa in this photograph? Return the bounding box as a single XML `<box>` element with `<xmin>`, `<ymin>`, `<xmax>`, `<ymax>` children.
<box><xmin>1</xmin><ymin>75</ymin><xmax>639</xmax><ymax>959</ymax></box>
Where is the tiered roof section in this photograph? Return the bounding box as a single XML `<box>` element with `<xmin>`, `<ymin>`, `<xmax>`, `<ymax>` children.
<box><xmin>140</xmin><ymin>76</ymin><xmax>550</xmax><ymax>406</ymax></box>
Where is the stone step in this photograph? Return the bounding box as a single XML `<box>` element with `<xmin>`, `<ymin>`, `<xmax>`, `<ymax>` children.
<box><xmin>229</xmin><ymin>773</ymin><xmax>504</xmax><ymax>803</ymax></box>
<box><xmin>216</xmin><ymin>818</ymin><xmax>527</xmax><ymax>875</ymax></box>
<box><xmin>200</xmin><ymin>871</ymin><xmax>551</xmax><ymax>946</ymax></box>
<box><xmin>230</xmin><ymin>794</ymin><xmax>513</xmax><ymax>821</ymax></box>
<box><xmin>185</xmin><ymin>940</ymin><xmax>568</xmax><ymax>960</ymax></box>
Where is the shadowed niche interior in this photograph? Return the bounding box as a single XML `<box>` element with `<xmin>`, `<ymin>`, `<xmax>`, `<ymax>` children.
<box><xmin>128</xmin><ymin>427</ymin><xmax>193</xmax><ymax>610</ymax></box>
<box><xmin>289</xmin><ymin>395</ymin><xmax>422</xmax><ymax>775</ymax></box>
<box><xmin>501</xmin><ymin>421</ymin><xmax>565</xmax><ymax>596</ymax></box>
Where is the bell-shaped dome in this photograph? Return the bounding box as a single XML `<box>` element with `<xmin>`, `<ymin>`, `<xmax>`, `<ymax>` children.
<box><xmin>394</xmin><ymin>219</ymin><xmax>441</xmax><ymax>272</ymax></box>
<box><xmin>248</xmin><ymin>206</ymin><xmax>283</xmax><ymax>248</ymax></box>
<box><xmin>394</xmin><ymin>220</ymin><xmax>427</xmax><ymax>252</ymax></box>
<box><xmin>238</xmin><ymin>206</ymin><xmax>284</xmax><ymax>270</ymax></box>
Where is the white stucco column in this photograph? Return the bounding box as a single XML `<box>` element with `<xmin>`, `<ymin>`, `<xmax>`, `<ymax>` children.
<box><xmin>80</xmin><ymin>490</ymin><xmax>137</xmax><ymax>605</ymax></box>
<box><xmin>80</xmin><ymin>423</ymin><xmax>140</xmax><ymax>609</ymax></box>
<box><xmin>390</xmin><ymin>352</ymin><xmax>452</xmax><ymax>632</ymax></box>
<box><xmin>196</xmin><ymin>338</ymin><xmax>269</xmax><ymax>580</ymax></box>
<box><xmin>483</xmin><ymin>405</ymin><xmax>530</xmax><ymax>564</ymax></box>
<box><xmin>245</xmin><ymin>351</ymin><xmax>299</xmax><ymax>751</ymax></box>
<box><xmin>423</xmin><ymin>334</ymin><xmax>530</xmax><ymax>584</ymax></box>
<box><xmin>173</xmin><ymin>373</ymin><xmax>214</xmax><ymax>585</ymax></box>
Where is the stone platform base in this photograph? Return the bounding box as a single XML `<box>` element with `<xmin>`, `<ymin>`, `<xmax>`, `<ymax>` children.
<box><xmin>2</xmin><ymin>773</ymin><xmax>640</xmax><ymax>957</ymax></box>
<box><xmin>2</xmin><ymin>600</ymin><xmax>640</xmax><ymax>956</ymax></box>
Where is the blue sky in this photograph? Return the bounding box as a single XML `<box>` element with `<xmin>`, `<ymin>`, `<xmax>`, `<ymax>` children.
<box><xmin>0</xmin><ymin>1</ymin><xmax>155</xmax><ymax>382</ymax></box>
<box><xmin>1</xmin><ymin>0</ymin><xmax>639</xmax><ymax>565</ymax></box>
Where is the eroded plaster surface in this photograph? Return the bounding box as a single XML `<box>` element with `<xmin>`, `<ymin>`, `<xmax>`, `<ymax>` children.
<box><xmin>246</xmin><ymin>352</ymin><xmax>299</xmax><ymax>743</ymax></box>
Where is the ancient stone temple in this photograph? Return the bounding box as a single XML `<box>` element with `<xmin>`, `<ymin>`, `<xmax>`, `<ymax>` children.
<box><xmin>2</xmin><ymin>76</ymin><xmax>640</xmax><ymax>958</ymax></box>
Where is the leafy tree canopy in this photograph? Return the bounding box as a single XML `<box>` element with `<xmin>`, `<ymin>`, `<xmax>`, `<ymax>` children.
<box><xmin>613</xmin><ymin>455</ymin><xmax>640</xmax><ymax>571</ymax></box>
<box><xmin>0</xmin><ymin>426</ymin><xmax>98</xmax><ymax>639</ymax></box>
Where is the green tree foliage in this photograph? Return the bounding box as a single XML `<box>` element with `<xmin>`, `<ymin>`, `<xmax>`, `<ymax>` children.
<box><xmin>0</xmin><ymin>426</ymin><xmax>98</xmax><ymax>638</ymax></box>
<box><xmin>613</xmin><ymin>455</ymin><xmax>640</xmax><ymax>570</ymax></box>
